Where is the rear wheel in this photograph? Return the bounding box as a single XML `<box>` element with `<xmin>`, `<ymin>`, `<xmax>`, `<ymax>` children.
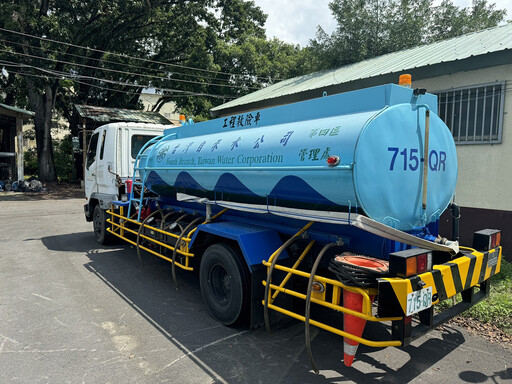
<box><xmin>93</xmin><ymin>204</ymin><xmax>114</xmax><ymax>245</ymax></box>
<box><xmin>199</xmin><ymin>243</ymin><xmax>248</xmax><ymax>325</ymax></box>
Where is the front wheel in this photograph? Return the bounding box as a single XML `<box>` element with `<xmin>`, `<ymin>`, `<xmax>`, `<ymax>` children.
<box><xmin>199</xmin><ymin>243</ymin><xmax>248</xmax><ymax>326</ymax></box>
<box><xmin>93</xmin><ymin>205</ymin><xmax>114</xmax><ymax>245</ymax></box>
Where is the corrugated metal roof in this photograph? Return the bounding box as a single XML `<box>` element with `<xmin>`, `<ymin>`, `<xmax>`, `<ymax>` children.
<box><xmin>0</xmin><ymin>103</ymin><xmax>35</xmax><ymax>118</ymax></box>
<box><xmin>75</xmin><ymin>104</ymin><xmax>171</xmax><ymax>124</ymax></box>
<box><xmin>212</xmin><ymin>23</ymin><xmax>512</xmax><ymax>112</ymax></box>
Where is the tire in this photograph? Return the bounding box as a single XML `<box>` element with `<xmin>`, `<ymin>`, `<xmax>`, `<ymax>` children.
<box><xmin>93</xmin><ymin>205</ymin><xmax>114</xmax><ymax>245</ymax></box>
<box><xmin>199</xmin><ymin>243</ymin><xmax>248</xmax><ymax>326</ymax></box>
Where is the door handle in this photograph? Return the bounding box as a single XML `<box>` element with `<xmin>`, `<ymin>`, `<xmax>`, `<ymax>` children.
<box><xmin>91</xmin><ymin>173</ymin><xmax>96</xmax><ymax>177</ymax></box>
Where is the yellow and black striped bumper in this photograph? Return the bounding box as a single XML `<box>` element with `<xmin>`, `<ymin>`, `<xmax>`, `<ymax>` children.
<box><xmin>377</xmin><ymin>247</ymin><xmax>502</xmax><ymax>317</ymax></box>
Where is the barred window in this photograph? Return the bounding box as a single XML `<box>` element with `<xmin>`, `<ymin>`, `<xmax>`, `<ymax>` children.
<box><xmin>435</xmin><ymin>83</ymin><xmax>505</xmax><ymax>144</ymax></box>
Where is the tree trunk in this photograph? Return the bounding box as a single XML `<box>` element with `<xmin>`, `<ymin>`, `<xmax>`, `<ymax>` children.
<box><xmin>26</xmin><ymin>79</ymin><xmax>57</xmax><ymax>182</ymax></box>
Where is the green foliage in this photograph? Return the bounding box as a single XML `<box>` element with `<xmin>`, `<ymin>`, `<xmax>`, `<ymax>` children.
<box><xmin>431</xmin><ymin>0</ymin><xmax>507</xmax><ymax>40</ymax></box>
<box><xmin>4</xmin><ymin>0</ymin><xmax>507</xmax><ymax>178</ymax></box>
<box><xmin>465</xmin><ymin>259</ymin><xmax>512</xmax><ymax>332</ymax></box>
<box><xmin>1</xmin><ymin>0</ymin><xmax>308</xmax><ymax>177</ymax></box>
<box><xmin>53</xmin><ymin>135</ymin><xmax>74</xmax><ymax>181</ymax></box>
<box><xmin>23</xmin><ymin>149</ymin><xmax>38</xmax><ymax>177</ymax></box>
<box><xmin>311</xmin><ymin>0</ymin><xmax>507</xmax><ymax>70</ymax></box>
<box><xmin>437</xmin><ymin>259</ymin><xmax>512</xmax><ymax>334</ymax></box>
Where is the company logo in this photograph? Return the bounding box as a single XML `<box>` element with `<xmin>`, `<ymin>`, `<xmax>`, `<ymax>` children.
<box><xmin>156</xmin><ymin>145</ymin><xmax>170</xmax><ymax>162</ymax></box>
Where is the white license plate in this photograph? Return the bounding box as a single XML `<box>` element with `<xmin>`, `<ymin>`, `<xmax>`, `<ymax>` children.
<box><xmin>406</xmin><ymin>287</ymin><xmax>433</xmax><ymax>316</ymax></box>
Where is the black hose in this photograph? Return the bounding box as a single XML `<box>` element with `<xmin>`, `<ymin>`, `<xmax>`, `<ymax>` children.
<box><xmin>171</xmin><ymin>216</ymin><xmax>203</xmax><ymax>289</ymax></box>
<box><xmin>160</xmin><ymin>211</ymin><xmax>180</xmax><ymax>231</ymax></box>
<box><xmin>136</xmin><ymin>205</ymin><xmax>164</xmax><ymax>266</ymax></box>
<box><xmin>305</xmin><ymin>243</ymin><xmax>336</xmax><ymax>374</ymax></box>
<box><xmin>264</xmin><ymin>236</ymin><xmax>299</xmax><ymax>333</ymax></box>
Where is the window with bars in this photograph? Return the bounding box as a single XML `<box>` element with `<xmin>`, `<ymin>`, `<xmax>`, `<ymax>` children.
<box><xmin>435</xmin><ymin>83</ymin><xmax>505</xmax><ymax>144</ymax></box>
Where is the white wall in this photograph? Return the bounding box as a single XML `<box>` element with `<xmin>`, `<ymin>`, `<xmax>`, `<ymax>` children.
<box><xmin>140</xmin><ymin>93</ymin><xmax>180</xmax><ymax>123</ymax></box>
<box><xmin>414</xmin><ymin>64</ymin><xmax>512</xmax><ymax>211</ymax></box>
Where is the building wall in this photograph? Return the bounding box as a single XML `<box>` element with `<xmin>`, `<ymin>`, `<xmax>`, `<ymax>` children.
<box><xmin>414</xmin><ymin>64</ymin><xmax>512</xmax><ymax>212</ymax></box>
<box><xmin>415</xmin><ymin>65</ymin><xmax>511</xmax><ymax>256</ymax></box>
<box><xmin>140</xmin><ymin>93</ymin><xmax>180</xmax><ymax>124</ymax></box>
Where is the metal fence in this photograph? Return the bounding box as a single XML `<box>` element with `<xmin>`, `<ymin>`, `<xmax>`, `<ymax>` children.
<box><xmin>435</xmin><ymin>82</ymin><xmax>505</xmax><ymax>145</ymax></box>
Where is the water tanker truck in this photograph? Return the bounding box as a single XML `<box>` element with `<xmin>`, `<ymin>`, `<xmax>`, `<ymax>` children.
<box><xmin>84</xmin><ymin>83</ymin><xmax>502</xmax><ymax>370</ymax></box>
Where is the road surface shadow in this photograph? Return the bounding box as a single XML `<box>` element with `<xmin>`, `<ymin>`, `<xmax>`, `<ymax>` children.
<box><xmin>41</xmin><ymin>231</ymin><xmax>467</xmax><ymax>383</ymax></box>
<box><xmin>459</xmin><ymin>368</ymin><xmax>512</xmax><ymax>383</ymax></box>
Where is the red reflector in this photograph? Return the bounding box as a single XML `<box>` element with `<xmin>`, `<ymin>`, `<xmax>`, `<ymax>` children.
<box><xmin>496</xmin><ymin>232</ymin><xmax>501</xmax><ymax>247</ymax></box>
<box><xmin>327</xmin><ymin>155</ymin><xmax>340</xmax><ymax>166</ymax></box>
<box><xmin>417</xmin><ymin>254</ymin><xmax>427</xmax><ymax>274</ymax></box>
<box><xmin>404</xmin><ymin>315</ymin><xmax>412</xmax><ymax>325</ymax></box>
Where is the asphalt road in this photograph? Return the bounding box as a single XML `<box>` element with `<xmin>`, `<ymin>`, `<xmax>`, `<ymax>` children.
<box><xmin>0</xmin><ymin>197</ymin><xmax>510</xmax><ymax>384</ymax></box>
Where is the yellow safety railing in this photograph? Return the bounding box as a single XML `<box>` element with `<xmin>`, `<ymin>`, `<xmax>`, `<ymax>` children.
<box><xmin>262</xmin><ymin>261</ymin><xmax>402</xmax><ymax>323</ymax></box>
<box><xmin>107</xmin><ymin>207</ymin><xmax>195</xmax><ymax>271</ymax></box>
<box><xmin>262</xmin><ymin>232</ymin><xmax>404</xmax><ymax>348</ymax></box>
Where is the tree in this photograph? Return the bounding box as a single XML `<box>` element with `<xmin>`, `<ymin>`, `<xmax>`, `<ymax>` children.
<box><xmin>151</xmin><ymin>1</ymin><xmax>312</xmax><ymax>120</ymax></box>
<box><xmin>0</xmin><ymin>0</ymin><xmax>292</xmax><ymax>180</ymax></box>
<box><xmin>310</xmin><ymin>0</ymin><xmax>507</xmax><ymax>71</ymax></box>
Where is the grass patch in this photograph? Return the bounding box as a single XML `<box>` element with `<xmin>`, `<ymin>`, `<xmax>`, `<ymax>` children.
<box><xmin>438</xmin><ymin>258</ymin><xmax>512</xmax><ymax>334</ymax></box>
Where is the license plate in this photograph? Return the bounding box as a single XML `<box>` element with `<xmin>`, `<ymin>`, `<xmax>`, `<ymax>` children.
<box><xmin>406</xmin><ymin>287</ymin><xmax>433</xmax><ymax>316</ymax></box>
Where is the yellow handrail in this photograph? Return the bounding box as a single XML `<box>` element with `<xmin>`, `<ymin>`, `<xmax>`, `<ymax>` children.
<box><xmin>107</xmin><ymin>219</ymin><xmax>194</xmax><ymax>257</ymax></box>
<box><xmin>263</xmin><ymin>282</ymin><xmax>401</xmax><ymax>322</ymax></box>
<box><xmin>107</xmin><ymin>228</ymin><xmax>193</xmax><ymax>271</ymax></box>
<box><xmin>263</xmin><ymin>260</ymin><xmax>378</xmax><ymax>316</ymax></box>
<box><xmin>108</xmin><ymin>209</ymin><xmax>193</xmax><ymax>244</ymax></box>
<box><xmin>271</xmin><ymin>240</ymin><xmax>315</xmax><ymax>300</ymax></box>
<box><xmin>267</xmin><ymin>303</ymin><xmax>402</xmax><ymax>348</ymax></box>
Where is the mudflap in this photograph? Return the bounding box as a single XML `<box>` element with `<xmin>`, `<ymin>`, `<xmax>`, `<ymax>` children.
<box><xmin>84</xmin><ymin>203</ymin><xmax>92</xmax><ymax>222</ymax></box>
<box><xmin>249</xmin><ymin>264</ymin><xmax>292</xmax><ymax>329</ymax></box>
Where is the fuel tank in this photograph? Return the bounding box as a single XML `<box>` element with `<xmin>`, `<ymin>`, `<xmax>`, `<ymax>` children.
<box><xmin>140</xmin><ymin>84</ymin><xmax>457</xmax><ymax>231</ymax></box>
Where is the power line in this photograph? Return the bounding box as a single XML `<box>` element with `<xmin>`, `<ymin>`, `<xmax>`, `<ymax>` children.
<box><xmin>0</xmin><ymin>60</ymin><xmax>238</xmax><ymax>99</ymax></box>
<box><xmin>0</xmin><ymin>26</ymin><xmax>282</xmax><ymax>82</ymax></box>
<box><xmin>0</xmin><ymin>37</ymin><xmax>246</xmax><ymax>85</ymax></box>
<box><xmin>0</xmin><ymin>48</ymin><xmax>261</xmax><ymax>91</ymax></box>
<box><xmin>5</xmin><ymin>68</ymin><xmax>235</xmax><ymax>100</ymax></box>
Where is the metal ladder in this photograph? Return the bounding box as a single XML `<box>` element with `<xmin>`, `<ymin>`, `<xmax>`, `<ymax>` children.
<box><xmin>127</xmin><ymin>135</ymin><xmax>165</xmax><ymax>221</ymax></box>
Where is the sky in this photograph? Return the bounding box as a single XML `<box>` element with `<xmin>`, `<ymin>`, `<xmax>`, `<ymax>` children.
<box><xmin>253</xmin><ymin>0</ymin><xmax>512</xmax><ymax>47</ymax></box>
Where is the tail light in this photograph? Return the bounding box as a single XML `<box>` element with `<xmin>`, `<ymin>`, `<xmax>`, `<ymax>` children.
<box><xmin>389</xmin><ymin>248</ymin><xmax>433</xmax><ymax>278</ymax></box>
<box><xmin>473</xmin><ymin>229</ymin><xmax>501</xmax><ymax>252</ymax></box>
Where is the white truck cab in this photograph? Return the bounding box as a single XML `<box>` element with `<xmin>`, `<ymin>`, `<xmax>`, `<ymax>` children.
<box><xmin>84</xmin><ymin>122</ymin><xmax>172</xmax><ymax>243</ymax></box>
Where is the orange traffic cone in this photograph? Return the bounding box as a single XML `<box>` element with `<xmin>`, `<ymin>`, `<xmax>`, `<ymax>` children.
<box><xmin>330</xmin><ymin>253</ymin><xmax>388</xmax><ymax>367</ymax></box>
<box><xmin>343</xmin><ymin>289</ymin><xmax>375</xmax><ymax>367</ymax></box>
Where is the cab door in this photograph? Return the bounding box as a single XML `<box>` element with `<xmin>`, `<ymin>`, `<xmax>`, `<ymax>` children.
<box><xmin>95</xmin><ymin>128</ymin><xmax>117</xmax><ymax>195</ymax></box>
<box><xmin>84</xmin><ymin>131</ymin><xmax>100</xmax><ymax>200</ymax></box>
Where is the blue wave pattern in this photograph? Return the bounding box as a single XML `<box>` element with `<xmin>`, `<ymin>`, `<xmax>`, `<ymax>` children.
<box><xmin>146</xmin><ymin>171</ymin><xmax>348</xmax><ymax>212</ymax></box>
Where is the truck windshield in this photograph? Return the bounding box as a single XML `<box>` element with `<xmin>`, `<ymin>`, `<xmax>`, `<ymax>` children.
<box><xmin>131</xmin><ymin>135</ymin><xmax>156</xmax><ymax>159</ymax></box>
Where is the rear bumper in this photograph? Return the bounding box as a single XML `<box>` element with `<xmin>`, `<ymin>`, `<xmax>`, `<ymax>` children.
<box><xmin>377</xmin><ymin>246</ymin><xmax>502</xmax><ymax>345</ymax></box>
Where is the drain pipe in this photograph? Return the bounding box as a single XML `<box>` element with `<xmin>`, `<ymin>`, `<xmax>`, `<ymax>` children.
<box><xmin>450</xmin><ymin>202</ymin><xmax>460</xmax><ymax>242</ymax></box>
<box><xmin>417</xmin><ymin>105</ymin><xmax>430</xmax><ymax>226</ymax></box>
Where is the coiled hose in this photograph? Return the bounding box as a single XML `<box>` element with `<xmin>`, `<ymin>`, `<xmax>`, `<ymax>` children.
<box><xmin>328</xmin><ymin>254</ymin><xmax>388</xmax><ymax>288</ymax></box>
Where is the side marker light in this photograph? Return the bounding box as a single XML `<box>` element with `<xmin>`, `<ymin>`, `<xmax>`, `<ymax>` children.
<box><xmin>327</xmin><ymin>156</ymin><xmax>340</xmax><ymax>166</ymax></box>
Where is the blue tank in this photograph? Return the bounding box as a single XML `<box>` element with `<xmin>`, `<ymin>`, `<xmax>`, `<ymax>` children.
<box><xmin>140</xmin><ymin>84</ymin><xmax>457</xmax><ymax>231</ymax></box>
